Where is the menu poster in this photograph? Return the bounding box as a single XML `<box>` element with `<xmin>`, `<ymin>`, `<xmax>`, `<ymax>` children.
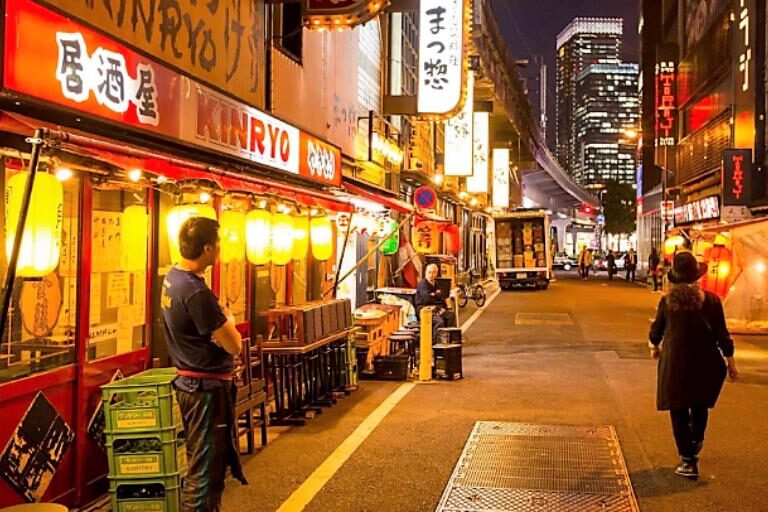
<box><xmin>89</xmin><ymin>274</ymin><xmax>102</xmax><ymax>325</ymax></box>
<box><xmin>59</xmin><ymin>217</ymin><xmax>79</xmax><ymax>277</ymax></box>
<box><xmin>132</xmin><ymin>272</ymin><xmax>147</xmax><ymax>324</ymax></box>
<box><xmin>107</xmin><ymin>273</ymin><xmax>130</xmax><ymax>309</ymax></box>
<box><xmin>92</xmin><ymin>212</ymin><xmax>122</xmax><ymax>273</ymax></box>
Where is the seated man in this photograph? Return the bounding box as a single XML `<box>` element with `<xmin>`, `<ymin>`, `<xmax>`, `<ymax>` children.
<box><xmin>415</xmin><ymin>263</ymin><xmax>456</xmax><ymax>344</ymax></box>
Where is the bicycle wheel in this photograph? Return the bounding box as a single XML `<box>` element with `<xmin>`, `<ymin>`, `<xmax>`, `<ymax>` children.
<box><xmin>458</xmin><ymin>286</ymin><xmax>469</xmax><ymax>308</ymax></box>
<box><xmin>474</xmin><ymin>285</ymin><xmax>486</xmax><ymax>307</ymax></box>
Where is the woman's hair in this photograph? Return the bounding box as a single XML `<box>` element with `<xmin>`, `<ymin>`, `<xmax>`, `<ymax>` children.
<box><xmin>667</xmin><ymin>282</ymin><xmax>705</xmax><ymax>311</ymax></box>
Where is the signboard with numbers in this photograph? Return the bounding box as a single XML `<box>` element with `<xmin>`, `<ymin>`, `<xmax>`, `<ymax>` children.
<box><xmin>42</xmin><ymin>0</ymin><xmax>265</xmax><ymax>108</ymax></box>
<box><xmin>417</xmin><ymin>0</ymin><xmax>466</xmax><ymax>116</ymax></box>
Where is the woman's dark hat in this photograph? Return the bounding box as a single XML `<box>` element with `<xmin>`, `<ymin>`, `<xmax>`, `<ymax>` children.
<box><xmin>668</xmin><ymin>251</ymin><xmax>707</xmax><ymax>284</ymax></box>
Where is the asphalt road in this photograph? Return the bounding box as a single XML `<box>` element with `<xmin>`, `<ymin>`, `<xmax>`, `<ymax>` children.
<box><xmin>224</xmin><ymin>272</ymin><xmax>768</xmax><ymax>512</ymax></box>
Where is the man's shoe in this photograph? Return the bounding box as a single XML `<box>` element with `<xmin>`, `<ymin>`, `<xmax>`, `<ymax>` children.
<box><xmin>675</xmin><ymin>461</ymin><xmax>699</xmax><ymax>479</ymax></box>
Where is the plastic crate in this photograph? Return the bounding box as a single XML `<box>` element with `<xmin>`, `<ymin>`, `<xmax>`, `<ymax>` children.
<box><xmin>107</xmin><ymin>429</ymin><xmax>187</xmax><ymax>479</ymax></box>
<box><xmin>102</xmin><ymin>369</ymin><xmax>182</xmax><ymax>433</ymax></box>
<box><xmin>110</xmin><ymin>475</ymin><xmax>181</xmax><ymax>512</ymax></box>
<box><xmin>373</xmin><ymin>355</ymin><xmax>410</xmax><ymax>381</ymax></box>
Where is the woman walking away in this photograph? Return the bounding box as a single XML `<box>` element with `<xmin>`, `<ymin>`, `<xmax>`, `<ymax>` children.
<box><xmin>648</xmin><ymin>251</ymin><xmax>738</xmax><ymax>479</ymax></box>
<box><xmin>648</xmin><ymin>247</ymin><xmax>661</xmax><ymax>291</ymax></box>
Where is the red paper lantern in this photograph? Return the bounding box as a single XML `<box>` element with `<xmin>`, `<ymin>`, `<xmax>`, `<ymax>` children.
<box><xmin>701</xmin><ymin>245</ymin><xmax>733</xmax><ymax>298</ymax></box>
<box><xmin>443</xmin><ymin>224</ymin><xmax>461</xmax><ymax>254</ymax></box>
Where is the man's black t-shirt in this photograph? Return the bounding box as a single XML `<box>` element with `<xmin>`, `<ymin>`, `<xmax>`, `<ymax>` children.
<box><xmin>161</xmin><ymin>266</ymin><xmax>230</xmax><ymax>390</ymax></box>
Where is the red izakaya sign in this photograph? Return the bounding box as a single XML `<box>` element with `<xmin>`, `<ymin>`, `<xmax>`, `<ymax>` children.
<box><xmin>654</xmin><ymin>44</ymin><xmax>677</xmax><ymax>147</ymax></box>
<box><xmin>722</xmin><ymin>149</ymin><xmax>752</xmax><ymax>207</ymax></box>
<box><xmin>2</xmin><ymin>0</ymin><xmax>341</xmax><ymax>187</ymax></box>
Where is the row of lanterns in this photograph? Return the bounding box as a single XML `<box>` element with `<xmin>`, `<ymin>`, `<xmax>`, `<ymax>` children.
<box><xmin>166</xmin><ymin>203</ymin><xmax>334</xmax><ymax>266</ymax></box>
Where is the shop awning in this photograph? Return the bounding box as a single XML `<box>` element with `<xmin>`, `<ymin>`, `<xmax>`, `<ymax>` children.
<box><xmin>341</xmin><ymin>179</ymin><xmax>414</xmax><ymax>213</ymax></box>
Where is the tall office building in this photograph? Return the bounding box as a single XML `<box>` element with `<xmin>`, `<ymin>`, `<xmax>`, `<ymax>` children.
<box><xmin>573</xmin><ymin>62</ymin><xmax>640</xmax><ymax>185</ymax></box>
<box><xmin>556</xmin><ymin>18</ymin><xmax>623</xmax><ymax>179</ymax></box>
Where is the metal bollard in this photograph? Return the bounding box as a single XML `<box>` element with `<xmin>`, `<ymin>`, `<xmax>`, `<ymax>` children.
<box><xmin>419</xmin><ymin>307</ymin><xmax>433</xmax><ymax>382</ymax></box>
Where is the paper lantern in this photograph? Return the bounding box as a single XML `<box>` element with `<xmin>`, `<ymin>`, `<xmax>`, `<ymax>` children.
<box><xmin>336</xmin><ymin>212</ymin><xmax>352</xmax><ymax>232</ymax></box>
<box><xmin>444</xmin><ymin>224</ymin><xmax>461</xmax><ymax>254</ymax></box>
<box><xmin>292</xmin><ymin>215</ymin><xmax>309</xmax><ymax>260</ymax></box>
<box><xmin>413</xmin><ymin>221</ymin><xmax>439</xmax><ymax>254</ymax></box>
<box><xmin>379</xmin><ymin>218</ymin><xmax>399</xmax><ymax>256</ymax></box>
<box><xmin>271</xmin><ymin>213</ymin><xmax>295</xmax><ymax>265</ymax></box>
<box><xmin>701</xmin><ymin>245</ymin><xmax>734</xmax><ymax>298</ymax></box>
<box><xmin>246</xmin><ymin>209</ymin><xmax>272</xmax><ymax>265</ymax></box>
<box><xmin>663</xmin><ymin>235</ymin><xmax>685</xmax><ymax>259</ymax></box>
<box><xmin>220</xmin><ymin>210</ymin><xmax>246</xmax><ymax>263</ymax></box>
<box><xmin>120</xmin><ymin>205</ymin><xmax>148</xmax><ymax>271</ymax></box>
<box><xmin>310</xmin><ymin>216</ymin><xmax>333</xmax><ymax>261</ymax></box>
<box><xmin>166</xmin><ymin>204</ymin><xmax>217</xmax><ymax>263</ymax></box>
<box><xmin>5</xmin><ymin>172</ymin><xmax>63</xmax><ymax>277</ymax></box>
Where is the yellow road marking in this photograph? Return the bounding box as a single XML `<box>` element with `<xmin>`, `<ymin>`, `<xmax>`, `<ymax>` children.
<box><xmin>276</xmin><ymin>382</ymin><xmax>417</xmax><ymax>512</ymax></box>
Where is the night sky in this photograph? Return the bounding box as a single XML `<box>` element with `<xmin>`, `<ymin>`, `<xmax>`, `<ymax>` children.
<box><xmin>489</xmin><ymin>0</ymin><xmax>641</xmax><ymax>146</ymax></box>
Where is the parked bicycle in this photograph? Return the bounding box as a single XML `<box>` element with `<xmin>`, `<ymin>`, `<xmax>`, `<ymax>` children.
<box><xmin>457</xmin><ymin>270</ymin><xmax>487</xmax><ymax>308</ymax></box>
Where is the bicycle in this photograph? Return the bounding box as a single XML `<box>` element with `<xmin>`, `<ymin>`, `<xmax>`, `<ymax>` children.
<box><xmin>457</xmin><ymin>271</ymin><xmax>487</xmax><ymax>308</ymax></box>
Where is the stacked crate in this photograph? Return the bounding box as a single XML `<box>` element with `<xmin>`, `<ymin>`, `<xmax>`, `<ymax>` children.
<box><xmin>496</xmin><ymin>221</ymin><xmax>513</xmax><ymax>268</ymax></box>
<box><xmin>102</xmin><ymin>368</ymin><xmax>187</xmax><ymax>512</ymax></box>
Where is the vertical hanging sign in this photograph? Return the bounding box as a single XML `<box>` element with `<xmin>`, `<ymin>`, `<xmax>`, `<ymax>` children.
<box><xmin>492</xmin><ymin>148</ymin><xmax>510</xmax><ymax>208</ymax></box>
<box><xmin>417</xmin><ymin>0</ymin><xmax>466</xmax><ymax>116</ymax></box>
<box><xmin>444</xmin><ymin>71</ymin><xmax>474</xmax><ymax>176</ymax></box>
<box><xmin>654</xmin><ymin>44</ymin><xmax>677</xmax><ymax>148</ymax></box>
<box><xmin>722</xmin><ymin>149</ymin><xmax>753</xmax><ymax>206</ymax></box>
<box><xmin>733</xmin><ymin>0</ymin><xmax>756</xmax><ymax>151</ymax></box>
<box><xmin>467</xmin><ymin>112</ymin><xmax>489</xmax><ymax>193</ymax></box>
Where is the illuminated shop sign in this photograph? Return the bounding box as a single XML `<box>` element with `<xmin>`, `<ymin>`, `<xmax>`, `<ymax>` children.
<box><xmin>444</xmin><ymin>71</ymin><xmax>474</xmax><ymax>176</ymax></box>
<box><xmin>722</xmin><ymin>149</ymin><xmax>752</xmax><ymax>207</ymax></box>
<box><xmin>492</xmin><ymin>148</ymin><xmax>510</xmax><ymax>208</ymax></box>
<box><xmin>2</xmin><ymin>0</ymin><xmax>341</xmax><ymax>187</ymax></box>
<box><xmin>371</xmin><ymin>133</ymin><xmax>404</xmax><ymax>169</ymax></box>
<box><xmin>417</xmin><ymin>0</ymin><xmax>466</xmax><ymax>116</ymax></box>
<box><xmin>467</xmin><ymin>112</ymin><xmax>489</xmax><ymax>193</ymax></box>
<box><xmin>303</xmin><ymin>0</ymin><xmax>390</xmax><ymax>31</ymax></box>
<box><xmin>673</xmin><ymin>196</ymin><xmax>720</xmax><ymax>225</ymax></box>
<box><xmin>733</xmin><ymin>0</ymin><xmax>756</xmax><ymax>150</ymax></box>
<box><xmin>654</xmin><ymin>44</ymin><xmax>677</xmax><ymax>147</ymax></box>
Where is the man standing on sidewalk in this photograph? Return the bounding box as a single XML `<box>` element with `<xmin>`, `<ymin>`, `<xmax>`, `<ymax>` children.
<box><xmin>161</xmin><ymin>217</ymin><xmax>247</xmax><ymax>511</ymax></box>
<box><xmin>625</xmin><ymin>248</ymin><xmax>637</xmax><ymax>282</ymax></box>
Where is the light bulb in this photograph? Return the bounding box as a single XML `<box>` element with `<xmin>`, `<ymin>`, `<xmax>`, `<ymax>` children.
<box><xmin>55</xmin><ymin>167</ymin><xmax>73</xmax><ymax>181</ymax></box>
<box><xmin>128</xmin><ymin>169</ymin><xmax>143</xmax><ymax>182</ymax></box>
<box><xmin>199</xmin><ymin>192</ymin><xmax>211</xmax><ymax>204</ymax></box>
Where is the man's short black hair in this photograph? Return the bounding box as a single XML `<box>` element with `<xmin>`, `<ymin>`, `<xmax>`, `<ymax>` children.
<box><xmin>179</xmin><ymin>217</ymin><xmax>219</xmax><ymax>260</ymax></box>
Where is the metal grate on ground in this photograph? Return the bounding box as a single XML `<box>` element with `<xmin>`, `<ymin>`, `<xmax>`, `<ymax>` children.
<box><xmin>435</xmin><ymin>422</ymin><xmax>639</xmax><ymax>512</ymax></box>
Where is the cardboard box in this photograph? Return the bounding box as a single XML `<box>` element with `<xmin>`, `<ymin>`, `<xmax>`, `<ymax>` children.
<box><xmin>321</xmin><ymin>303</ymin><xmax>332</xmax><ymax>338</ymax></box>
<box><xmin>513</xmin><ymin>255</ymin><xmax>524</xmax><ymax>267</ymax></box>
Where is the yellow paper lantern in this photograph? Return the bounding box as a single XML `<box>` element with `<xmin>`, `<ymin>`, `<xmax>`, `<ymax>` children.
<box><xmin>5</xmin><ymin>172</ymin><xmax>63</xmax><ymax>277</ymax></box>
<box><xmin>220</xmin><ymin>210</ymin><xmax>246</xmax><ymax>263</ymax></box>
<box><xmin>271</xmin><ymin>213</ymin><xmax>295</xmax><ymax>265</ymax></box>
<box><xmin>310</xmin><ymin>216</ymin><xmax>333</xmax><ymax>261</ymax></box>
<box><xmin>413</xmin><ymin>221</ymin><xmax>439</xmax><ymax>254</ymax></box>
<box><xmin>663</xmin><ymin>235</ymin><xmax>685</xmax><ymax>259</ymax></box>
<box><xmin>166</xmin><ymin>204</ymin><xmax>217</xmax><ymax>263</ymax></box>
<box><xmin>120</xmin><ymin>205</ymin><xmax>148</xmax><ymax>271</ymax></box>
<box><xmin>292</xmin><ymin>215</ymin><xmax>309</xmax><ymax>260</ymax></box>
<box><xmin>246</xmin><ymin>209</ymin><xmax>272</xmax><ymax>265</ymax></box>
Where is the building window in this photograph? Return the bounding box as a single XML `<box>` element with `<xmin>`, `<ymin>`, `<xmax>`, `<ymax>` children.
<box><xmin>275</xmin><ymin>3</ymin><xmax>303</xmax><ymax>62</ymax></box>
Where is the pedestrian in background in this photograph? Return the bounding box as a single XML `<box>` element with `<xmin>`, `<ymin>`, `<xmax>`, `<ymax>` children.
<box><xmin>648</xmin><ymin>251</ymin><xmax>738</xmax><ymax>480</ymax></box>
<box><xmin>606</xmin><ymin>250</ymin><xmax>617</xmax><ymax>281</ymax></box>
<box><xmin>625</xmin><ymin>248</ymin><xmax>638</xmax><ymax>282</ymax></box>
<box><xmin>648</xmin><ymin>247</ymin><xmax>661</xmax><ymax>291</ymax></box>
<box><xmin>577</xmin><ymin>246</ymin><xmax>592</xmax><ymax>280</ymax></box>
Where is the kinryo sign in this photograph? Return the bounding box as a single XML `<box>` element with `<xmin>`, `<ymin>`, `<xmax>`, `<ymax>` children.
<box><xmin>492</xmin><ymin>148</ymin><xmax>510</xmax><ymax>208</ymax></box>
<box><xmin>417</xmin><ymin>0</ymin><xmax>465</xmax><ymax>116</ymax></box>
<box><xmin>444</xmin><ymin>71</ymin><xmax>474</xmax><ymax>176</ymax></box>
<box><xmin>467</xmin><ymin>112</ymin><xmax>489</xmax><ymax>193</ymax></box>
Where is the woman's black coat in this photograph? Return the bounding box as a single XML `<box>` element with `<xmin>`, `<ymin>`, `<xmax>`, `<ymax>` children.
<box><xmin>649</xmin><ymin>291</ymin><xmax>734</xmax><ymax>410</ymax></box>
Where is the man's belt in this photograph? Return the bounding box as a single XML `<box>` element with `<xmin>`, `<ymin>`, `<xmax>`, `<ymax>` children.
<box><xmin>176</xmin><ymin>369</ymin><xmax>234</xmax><ymax>381</ymax></box>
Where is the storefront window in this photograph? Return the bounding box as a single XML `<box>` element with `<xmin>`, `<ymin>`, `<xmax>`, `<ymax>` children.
<box><xmin>88</xmin><ymin>186</ymin><xmax>150</xmax><ymax>360</ymax></box>
<box><xmin>0</xmin><ymin>169</ymin><xmax>79</xmax><ymax>382</ymax></box>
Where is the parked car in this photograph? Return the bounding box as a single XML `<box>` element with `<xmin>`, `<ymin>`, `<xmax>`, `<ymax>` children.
<box><xmin>553</xmin><ymin>253</ymin><xmax>577</xmax><ymax>271</ymax></box>
<box><xmin>593</xmin><ymin>251</ymin><xmax>626</xmax><ymax>272</ymax></box>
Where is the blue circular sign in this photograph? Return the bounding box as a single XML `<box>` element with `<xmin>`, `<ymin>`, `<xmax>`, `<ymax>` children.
<box><xmin>414</xmin><ymin>186</ymin><xmax>437</xmax><ymax>209</ymax></box>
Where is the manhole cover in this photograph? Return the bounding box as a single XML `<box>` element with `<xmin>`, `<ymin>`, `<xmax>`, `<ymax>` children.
<box><xmin>515</xmin><ymin>313</ymin><xmax>574</xmax><ymax>326</ymax></box>
<box><xmin>435</xmin><ymin>422</ymin><xmax>639</xmax><ymax>512</ymax></box>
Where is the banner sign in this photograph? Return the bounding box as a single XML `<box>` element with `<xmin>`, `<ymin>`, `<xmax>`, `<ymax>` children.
<box><xmin>732</xmin><ymin>0</ymin><xmax>756</xmax><ymax>150</ymax></box>
<box><xmin>492</xmin><ymin>148</ymin><xmax>510</xmax><ymax>208</ymax></box>
<box><xmin>444</xmin><ymin>71</ymin><xmax>474</xmax><ymax>176</ymax></box>
<box><xmin>467</xmin><ymin>112</ymin><xmax>489</xmax><ymax>193</ymax></box>
<box><xmin>654</xmin><ymin>44</ymin><xmax>677</xmax><ymax>148</ymax></box>
<box><xmin>42</xmin><ymin>0</ymin><xmax>265</xmax><ymax>108</ymax></box>
<box><xmin>417</xmin><ymin>0</ymin><xmax>466</xmax><ymax>116</ymax></box>
<box><xmin>722</xmin><ymin>149</ymin><xmax>752</xmax><ymax>206</ymax></box>
<box><xmin>303</xmin><ymin>0</ymin><xmax>389</xmax><ymax>31</ymax></box>
<box><xmin>673</xmin><ymin>195</ymin><xmax>720</xmax><ymax>225</ymax></box>
<box><xmin>3</xmin><ymin>0</ymin><xmax>341</xmax><ymax>187</ymax></box>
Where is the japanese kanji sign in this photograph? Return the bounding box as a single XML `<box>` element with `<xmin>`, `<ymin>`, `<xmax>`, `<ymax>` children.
<box><xmin>413</xmin><ymin>221</ymin><xmax>440</xmax><ymax>254</ymax></box>
<box><xmin>492</xmin><ymin>148</ymin><xmax>510</xmax><ymax>208</ymax></box>
<box><xmin>417</xmin><ymin>0</ymin><xmax>466</xmax><ymax>116</ymax></box>
<box><xmin>732</xmin><ymin>0</ymin><xmax>756</xmax><ymax>151</ymax></box>
<box><xmin>467</xmin><ymin>112</ymin><xmax>489</xmax><ymax>193</ymax></box>
<box><xmin>654</xmin><ymin>44</ymin><xmax>677</xmax><ymax>147</ymax></box>
<box><xmin>722</xmin><ymin>149</ymin><xmax>752</xmax><ymax>207</ymax></box>
<box><xmin>444</xmin><ymin>70</ymin><xmax>474</xmax><ymax>176</ymax></box>
<box><xmin>42</xmin><ymin>0</ymin><xmax>265</xmax><ymax>107</ymax></box>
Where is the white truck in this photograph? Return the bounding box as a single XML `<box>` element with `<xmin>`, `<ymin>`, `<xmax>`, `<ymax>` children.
<box><xmin>493</xmin><ymin>209</ymin><xmax>553</xmax><ymax>290</ymax></box>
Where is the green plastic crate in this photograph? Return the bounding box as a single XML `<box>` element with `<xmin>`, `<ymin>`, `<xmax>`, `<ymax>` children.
<box><xmin>107</xmin><ymin>430</ymin><xmax>187</xmax><ymax>479</ymax></box>
<box><xmin>109</xmin><ymin>475</ymin><xmax>182</xmax><ymax>512</ymax></box>
<box><xmin>102</xmin><ymin>369</ymin><xmax>182</xmax><ymax>433</ymax></box>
